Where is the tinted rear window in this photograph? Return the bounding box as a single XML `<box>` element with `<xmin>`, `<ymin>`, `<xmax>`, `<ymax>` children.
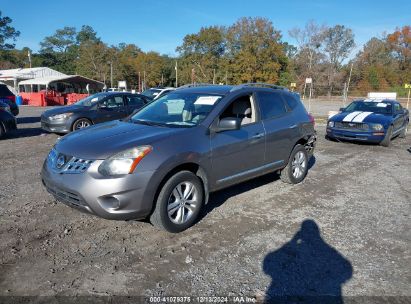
<box><xmin>0</xmin><ymin>85</ymin><xmax>14</xmax><ymax>96</ymax></box>
<box><xmin>256</xmin><ymin>91</ymin><xmax>287</xmax><ymax>119</ymax></box>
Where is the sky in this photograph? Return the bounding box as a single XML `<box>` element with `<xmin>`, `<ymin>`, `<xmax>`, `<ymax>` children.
<box><xmin>2</xmin><ymin>0</ymin><xmax>410</xmax><ymax>57</ymax></box>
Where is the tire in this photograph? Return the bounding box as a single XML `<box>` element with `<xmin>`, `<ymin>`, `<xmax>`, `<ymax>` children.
<box><xmin>72</xmin><ymin>118</ymin><xmax>92</xmax><ymax>131</ymax></box>
<box><xmin>280</xmin><ymin>144</ymin><xmax>309</xmax><ymax>184</ymax></box>
<box><xmin>399</xmin><ymin>121</ymin><xmax>408</xmax><ymax>138</ymax></box>
<box><xmin>325</xmin><ymin>134</ymin><xmax>335</xmax><ymax>141</ymax></box>
<box><xmin>0</xmin><ymin>123</ymin><xmax>5</xmax><ymax>139</ymax></box>
<box><xmin>380</xmin><ymin>125</ymin><xmax>393</xmax><ymax>147</ymax></box>
<box><xmin>150</xmin><ymin>171</ymin><xmax>204</xmax><ymax>233</ymax></box>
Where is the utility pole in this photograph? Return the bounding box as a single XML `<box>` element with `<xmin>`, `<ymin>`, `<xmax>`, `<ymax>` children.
<box><xmin>346</xmin><ymin>63</ymin><xmax>353</xmax><ymax>98</ymax></box>
<box><xmin>191</xmin><ymin>68</ymin><xmax>195</xmax><ymax>84</ymax></box>
<box><xmin>109</xmin><ymin>61</ymin><xmax>113</xmax><ymax>89</ymax></box>
<box><xmin>138</xmin><ymin>72</ymin><xmax>141</xmax><ymax>93</ymax></box>
<box><xmin>175</xmin><ymin>61</ymin><xmax>178</xmax><ymax>87</ymax></box>
<box><xmin>27</xmin><ymin>50</ymin><xmax>32</xmax><ymax>68</ymax></box>
<box><xmin>225</xmin><ymin>71</ymin><xmax>228</xmax><ymax>85</ymax></box>
<box><xmin>213</xmin><ymin>69</ymin><xmax>216</xmax><ymax>85</ymax></box>
<box><xmin>143</xmin><ymin>71</ymin><xmax>146</xmax><ymax>91</ymax></box>
<box><xmin>161</xmin><ymin>73</ymin><xmax>164</xmax><ymax>87</ymax></box>
<box><xmin>308</xmin><ymin>81</ymin><xmax>313</xmax><ymax>113</ymax></box>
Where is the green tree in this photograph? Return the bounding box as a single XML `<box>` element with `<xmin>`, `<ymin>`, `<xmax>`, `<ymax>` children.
<box><xmin>322</xmin><ymin>25</ymin><xmax>355</xmax><ymax>95</ymax></box>
<box><xmin>225</xmin><ymin>17</ymin><xmax>287</xmax><ymax>84</ymax></box>
<box><xmin>177</xmin><ymin>26</ymin><xmax>225</xmax><ymax>84</ymax></box>
<box><xmin>39</xmin><ymin>26</ymin><xmax>78</xmax><ymax>74</ymax></box>
<box><xmin>0</xmin><ymin>11</ymin><xmax>20</xmax><ymax>50</ymax></box>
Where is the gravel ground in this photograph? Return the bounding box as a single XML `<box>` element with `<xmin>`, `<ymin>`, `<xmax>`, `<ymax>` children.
<box><xmin>0</xmin><ymin>106</ymin><xmax>410</xmax><ymax>302</ymax></box>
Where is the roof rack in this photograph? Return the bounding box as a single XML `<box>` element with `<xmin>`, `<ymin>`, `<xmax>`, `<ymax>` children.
<box><xmin>230</xmin><ymin>83</ymin><xmax>288</xmax><ymax>92</ymax></box>
<box><xmin>176</xmin><ymin>83</ymin><xmax>217</xmax><ymax>90</ymax></box>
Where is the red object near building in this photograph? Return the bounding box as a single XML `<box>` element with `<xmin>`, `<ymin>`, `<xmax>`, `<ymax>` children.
<box><xmin>18</xmin><ymin>75</ymin><xmax>105</xmax><ymax>106</ymax></box>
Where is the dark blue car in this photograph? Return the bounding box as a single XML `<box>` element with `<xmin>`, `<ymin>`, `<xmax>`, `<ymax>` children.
<box><xmin>326</xmin><ymin>99</ymin><xmax>409</xmax><ymax>147</ymax></box>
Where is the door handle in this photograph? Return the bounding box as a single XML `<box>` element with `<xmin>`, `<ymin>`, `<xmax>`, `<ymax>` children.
<box><xmin>251</xmin><ymin>133</ymin><xmax>264</xmax><ymax>139</ymax></box>
<box><xmin>289</xmin><ymin>124</ymin><xmax>297</xmax><ymax>129</ymax></box>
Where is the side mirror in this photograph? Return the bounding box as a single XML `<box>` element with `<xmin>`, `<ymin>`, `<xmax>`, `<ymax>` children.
<box><xmin>339</xmin><ymin>107</ymin><xmax>345</xmax><ymax>112</ymax></box>
<box><xmin>215</xmin><ymin>117</ymin><xmax>241</xmax><ymax>132</ymax></box>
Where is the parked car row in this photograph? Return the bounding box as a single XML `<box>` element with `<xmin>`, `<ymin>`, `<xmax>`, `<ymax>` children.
<box><xmin>3</xmin><ymin>81</ymin><xmax>409</xmax><ymax>232</ymax></box>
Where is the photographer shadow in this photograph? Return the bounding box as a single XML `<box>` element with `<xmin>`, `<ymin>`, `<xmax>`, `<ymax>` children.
<box><xmin>263</xmin><ymin>219</ymin><xmax>353</xmax><ymax>304</ymax></box>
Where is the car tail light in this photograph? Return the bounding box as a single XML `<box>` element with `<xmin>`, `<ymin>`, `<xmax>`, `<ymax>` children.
<box><xmin>308</xmin><ymin>113</ymin><xmax>315</xmax><ymax>126</ymax></box>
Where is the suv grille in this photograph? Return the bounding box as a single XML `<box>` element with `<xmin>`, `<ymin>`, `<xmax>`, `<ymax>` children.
<box><xmin>335</xmin><ymin>122</ymin><xmax>369</xmax><ymax>131</ymax></box>
<box><xmin>47</xmin><ymin>149</ymin><xmax>93</xmax><ymax>174</ymax></box>
<box><xmin>64</xmin><ymin>158</ymin><xmax>93</xmax><ymax>173</ymax></box>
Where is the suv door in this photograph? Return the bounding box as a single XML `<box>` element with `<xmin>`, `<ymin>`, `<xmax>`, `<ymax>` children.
<box><xmin>125</xmin><ymin>95</ymin><xmax>147</xmax><ymax>115</ymax></box>
<box><xmin>95</xmin><ymin>95</ymin><xmax>127</xmax><ymax>123</ymax></box>
<box><xmin>256</xmin><ymin>91</ymin><xmax>298</xmax><ymax>165</ymax></box>
<box><xmin>210</xmin><ymin>93</ymin><xmax>266</xmax><ymax>188</ymax></box>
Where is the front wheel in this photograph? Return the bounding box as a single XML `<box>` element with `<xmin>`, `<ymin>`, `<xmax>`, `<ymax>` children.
<box><xmin>150</xmin><ymin>171</ymin><xmax>204</xmax><ymax>233</ymax></box>
<box><xmin>380</xmin><ymin>125</ymin><xmax>393</xmax><ymax>147</ymax></box>
<box><xmin>280</xmin><ymin>144</ymin><xmax>309</xmax><ymax>184</ymax></box>
<box><xmin>72</xmin><ymin>118</ymin><xmax>92</xmax><ymax>131</ymax></box>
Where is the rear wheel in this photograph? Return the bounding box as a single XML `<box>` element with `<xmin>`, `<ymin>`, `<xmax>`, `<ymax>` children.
<box><xmin>280</xmin><ymin>144</ymin><xmax>308</xmax><ymax>184</ymax></box>
<box><xmin>380</xmin><ymin>125</ymin><xmax>393</xmax><ymax>147</ymax></box>
<box><xmin>72</xmin><ymin>118</ymin><xmax>92</xmax><ymax>131</ymax></box>
<box><xmin>150</xmin><ymin>171</ymin><xmax>204</xmax><ymax>233</ymax></box>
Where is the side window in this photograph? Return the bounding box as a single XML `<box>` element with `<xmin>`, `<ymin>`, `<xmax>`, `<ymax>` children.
<box><xmin>394</xmin><ymin>103</ymin><xmax>402</xmax><ymax>113</ymax></box>
<box><xmin>101</xmin><ymin>96</ymin><xmax>124</xmax><ymax>108</ymax></box>
<box><xmin>257</xmin><ymin>91</ymin><xmax>287</xmax><ymax>119</ymax></box>
<box><xmin>282</xmin><ymin>93</ymin><xmax>299</xmax><ymax>110</ymax></box>
<box><xmin>220</xmin><ymin>94</ymin><xmax>255</xmax><ymax>126</ymax></box>
<box><xmin>127</xmin><ymin>96</ymin><xmax>145</xmax><ymax>108</ymax></box>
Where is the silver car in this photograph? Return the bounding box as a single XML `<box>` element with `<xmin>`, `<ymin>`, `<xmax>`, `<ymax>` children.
<box><xmin>42</xmin><ymin>84</ymin><xmax>316</xmax><ymax>232</ymax></box>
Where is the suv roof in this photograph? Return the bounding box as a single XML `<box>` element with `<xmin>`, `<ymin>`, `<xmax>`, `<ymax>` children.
<box><xmin>175</xmin><ymin>83</ymin><xmax>289</xmax><ymax>96</ymax></box>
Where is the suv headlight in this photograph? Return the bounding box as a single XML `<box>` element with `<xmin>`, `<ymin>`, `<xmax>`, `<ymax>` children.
<box><xmin>49</xmin><ymin>113</ymin><xmax>73</xmax><ymax>120</ymax></box>
<box><xmin>370</xmin><ymin>123</ymin><xmax>384</xmax><ymax>131</ymax></box>
<box><xmin>328</xmin><ymin>121</ymin><xmax>335</xmax><ymax>127</ymax></box>
<box><xmin>98</xmin><ymin>146</ymin><xmax>152</xmax><ymax>176</ymax></box>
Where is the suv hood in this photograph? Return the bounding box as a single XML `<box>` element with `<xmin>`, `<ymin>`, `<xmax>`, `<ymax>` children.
<box><xmin>55</xmin><ymin>120</ymin><xmax>185</xmax><ymax>159</ymax></box>
<box><xmin>43</xmin><ymin>104</ymin><xmax>87</xmax><ymax>117</ymax></box>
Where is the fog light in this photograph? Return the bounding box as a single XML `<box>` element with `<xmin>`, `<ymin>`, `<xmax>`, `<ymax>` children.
<box><xmin>99</xmin><ymin>196</ymin><xmax>120</xmax><ymax>210</ymax></box>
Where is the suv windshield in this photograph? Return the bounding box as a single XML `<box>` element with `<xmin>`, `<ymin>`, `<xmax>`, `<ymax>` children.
<box><xmin>131</xmin><ymin>92</ymin><xmax>223</xmax><ymax>127</ymax></box>
<box><xmin>345</xmin><ymin>101</ymin><xmax>393</xmax><ymax>114</ymax></box>
<box><xmin>75</xmin><ymin>93</ymin><xmax>108</xmax><ymax>106</ymax></box>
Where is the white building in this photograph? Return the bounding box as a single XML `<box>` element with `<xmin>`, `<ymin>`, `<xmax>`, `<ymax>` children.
<box><xmin>0</xmin><ymin>67</ymin><xmax>67</xmax><ymax>91</ymax></box>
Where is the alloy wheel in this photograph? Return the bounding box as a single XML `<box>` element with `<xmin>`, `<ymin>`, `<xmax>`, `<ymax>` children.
<box><xmin>167</xmin><ymin>182</ymin><xmax>198</xmax><ymax>224</ymax></box>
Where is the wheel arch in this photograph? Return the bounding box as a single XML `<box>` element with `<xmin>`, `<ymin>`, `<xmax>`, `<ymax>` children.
<box><xmin>149</xmin><ymin>162</ymin><xmax>210</xmax><ymax>215</ymax></box>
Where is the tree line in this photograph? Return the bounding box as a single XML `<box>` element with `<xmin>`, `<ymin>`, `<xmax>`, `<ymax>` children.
<box><xmin>0</xmin><ymin>11</ymin><xmax>410</xmax><ymax>96</ymax></box>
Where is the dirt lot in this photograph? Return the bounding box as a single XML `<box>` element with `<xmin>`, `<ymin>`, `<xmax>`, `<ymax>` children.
<box><xmin>0</xmin><ymin>106</ymin><xmax>410</xmax><ymax>302</ymax></box>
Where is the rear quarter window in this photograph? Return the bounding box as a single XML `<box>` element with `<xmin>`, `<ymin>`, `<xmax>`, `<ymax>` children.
<box><xmin>256</xmin><ymin>91</ymin><xmax>287</xmax><ymax>119</ymax></box>
<box><xmin>282</xmin><ymin>93</ymin><xmax>300</xmax><ymax>110</ymax></box>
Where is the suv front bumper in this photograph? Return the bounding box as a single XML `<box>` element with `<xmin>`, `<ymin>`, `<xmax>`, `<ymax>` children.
<box><xmin>41</xmin><ymin>159</ymin><xmax>157</xmax><ymax>220</ymax></box>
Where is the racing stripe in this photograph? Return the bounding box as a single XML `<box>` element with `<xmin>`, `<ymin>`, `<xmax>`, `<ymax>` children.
<box><xmin>343</xmin><ymin>111</ymin><xmax>362</xmax><ymax>122</ymax></box>
<box><xmin>352</xmin><ymin>111</ymin><xmax>373</xmax><ymax>122</ymax></box>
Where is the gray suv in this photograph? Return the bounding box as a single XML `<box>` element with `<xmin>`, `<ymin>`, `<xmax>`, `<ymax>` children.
<box><xmin>41</xmin><ymin>84</ymin><xmax>316</xmax><ymax>232</ymax></box>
